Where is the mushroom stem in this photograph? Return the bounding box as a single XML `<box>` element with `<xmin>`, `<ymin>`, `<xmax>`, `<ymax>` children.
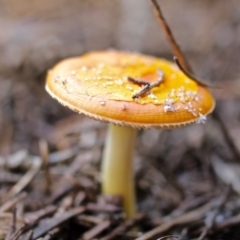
<box><xmin>102</xmin><ymin>124</ymin><xmax>137</xmax><ymax>218</ymax></box>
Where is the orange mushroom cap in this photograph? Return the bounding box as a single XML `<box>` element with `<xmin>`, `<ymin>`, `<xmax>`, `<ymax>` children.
<box><xmin>46</xmin><ymin>50</ymin><xmax>215</xmax><ymax>129</ymax></box>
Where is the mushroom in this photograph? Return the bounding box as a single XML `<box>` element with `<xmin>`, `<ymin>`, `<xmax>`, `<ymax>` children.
<box><xmin>45</xmin><ymin>50</ymin><xmax>215</xmax><ymax>218</ymax></box>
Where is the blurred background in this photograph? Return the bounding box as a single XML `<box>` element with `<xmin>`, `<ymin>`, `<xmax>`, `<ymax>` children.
<box><xmin>0</xmin><ymin>0</ymin><xmax>240</xmax><ymax>239</ymax></box>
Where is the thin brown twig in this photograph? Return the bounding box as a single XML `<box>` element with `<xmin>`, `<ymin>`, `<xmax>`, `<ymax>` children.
<box><xmin>128</xmin><ymin>70</ymin><xmax>164</xmax><ymax>99</ymax></box>
<box><xmin>0</xmin><ymin>192</ymin><xmax>27</xmax><ymax>213</ymax></box>
<box><xmin>5</xmin><ymin>159</ymin><xmax>41</xmax><ymax>200</ymax></box>
<box><xmin>101</xmin><ymin>213</ymin><xmax>146</xmax><ymax>240</ymax></box>
<box><xmin>39</xmin><ymin>139</ymin><xmax>52</xmax><ymax>195</ymax></box>
<box><xmin>86</xmin><ymin>203</ymin><xmax>122</xmax><ymax>213</ymax></box>
<box><xmin>15</xmin><ymin>206</ymin><xmax>84</xmax><ymax>240</ymax></box>
<box><xmin>127</xmin><ymin>77</ymin><xmax>150</xmax><ymax>86</ymax></box>
<box><xmin>25</xmin><ymin>231</ymin><xmax>33</xmax><ymax>240</ymax></box>
<box><xmin>38</xmin><ymin>195</ymin><xmax>75</xmax><ymax>239</ymax></box>
<box><xmin>82</xmin><ymin>220</ymin><xmax>111</xmax><ymax>240</ymax></box>
<box><xmin>151</xmin><ymin>0</ymin><xmax>217</xmax><ymax>89</ymax></box>
<box><xmin>132</xmin><ymin>78</ymin><xmax>163</xmax><ymax>99</ymax></box>
<box><xmin>173</xmin><ymin>56</ymin><xmax>218</xmax><ymax>88</ymax></box>
<box><xmin>197</xmin><ymin>186</ymin><xmax>231</xmax><ymax>240</ymax></box>
<box><xmin>42</xmin><ymin>228</ymin><xmax>59</xmax><ymax>240</ymax></box>
<box><xmin>214</xmin><ymin>214</ymin><xmax>240</xmax><ymax>230</ymax></box>
<box><xmin>178</xmin><ymin>228</ymin><xmax>188</xmax><ymax>240</ymax></box>
<box><xmin>135</xmin><ymin>201</ymin><xmax>214</xmax><ymax>240</ymax></box>
<box><xmin>195</xmin><ymin>213</ymin><xmax>240</xmax><ymax>236</ymax></box>
<box><xmin>5</xmin><ymin>207</ymin><xmax>17</xmax><ymax>240</ymax></box>
<box><xmin>77</xmin><ymin>214</ymin><xmax>103</xmax><ymax>225</ymax></box>
<box><xmin>213</xmin><ymin>108</ymin><xmax>240</xmax><ymax>162</ymax></box>
<box><xmin>47</xmin><ymin>151</ymin><xmax>92</xmax><ymax>204</ymax></box>
<box><xmin>24</xmin><ymin>205</ymin><xmax>57</xmax><ymax>224</ymax></box>
<box><xmin>9</xmin><ymin>205</ymin><xmax>58</xmax><ymax>240</ymax></box>
<box><xmin>32</xmin><ymin>207</ymin><xmax>85</xmax><ymax>239</ymax></box>
<box><xmin>9</xmin><ymin>225</ymin><xmax>27</xmax><ymax>240</ymax></box>
<box><xmin>150</xmin><ymin>0</ymin><xmax>192</xmax><ymax>72</ymax></box>
<box><xmin>157</xmin><ymin>236</ymin><xmax>179</xmax><ymax>240</ymax></box>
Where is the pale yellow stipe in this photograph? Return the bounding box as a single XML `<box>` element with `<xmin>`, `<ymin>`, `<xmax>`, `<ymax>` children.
<box><xmin>102</xmin><ymin>124</ymin><xmax>137</xmax><ymax>218</ymax></box>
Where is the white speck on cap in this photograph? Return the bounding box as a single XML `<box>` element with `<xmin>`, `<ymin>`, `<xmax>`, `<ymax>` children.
<box><xmin>196</xmin><ymin>114</ymin><xmax>207</xmax><ymax>124</ymax></box>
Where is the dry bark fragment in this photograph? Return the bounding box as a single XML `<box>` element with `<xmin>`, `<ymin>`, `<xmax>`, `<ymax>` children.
<box><xmin>32</xmin><ymin>207</ymin><xmax>85</xmax><ymax>239</ymax></box>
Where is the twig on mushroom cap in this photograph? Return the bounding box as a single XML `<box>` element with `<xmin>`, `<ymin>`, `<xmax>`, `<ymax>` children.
<box><xmin>128</xmin><ymin>70</ymin><xmax>164</xmax><ymax>99</ymax></box>
<box><xmin>127</xmin><ymin>77</ymin><xmax>150</xmax><ymax>86</ymax></box>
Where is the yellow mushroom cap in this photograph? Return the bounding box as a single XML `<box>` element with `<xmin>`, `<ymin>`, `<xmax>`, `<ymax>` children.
<box><xmin>46</xmin><ymin>50</ymin><xmax>215</xmax><ymax>129</ymax></box>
